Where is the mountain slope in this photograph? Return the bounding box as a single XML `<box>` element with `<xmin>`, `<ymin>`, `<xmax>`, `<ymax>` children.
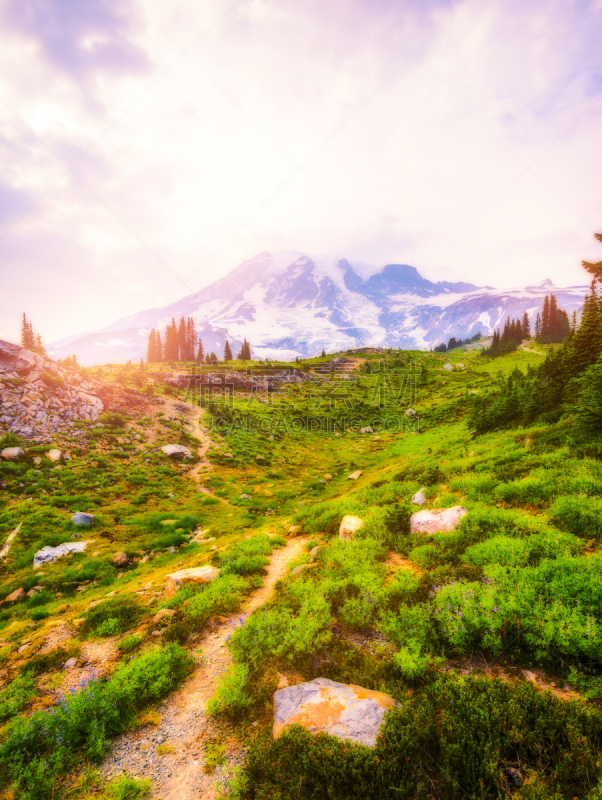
<box><xmin>48</xmin><ymin>252</ymin><xmax>589</xmax><ymax>364</ymax></box>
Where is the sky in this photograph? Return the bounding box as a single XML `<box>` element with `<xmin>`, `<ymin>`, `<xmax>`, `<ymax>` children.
<box><xmin>1</xmin><ymin>0</ymin><xmax>601</xmax><ymax>345</ymax></box>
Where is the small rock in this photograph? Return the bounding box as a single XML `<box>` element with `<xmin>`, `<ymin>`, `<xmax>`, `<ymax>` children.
<box><xmin>287</xmin><ymin>525</ymin><xmax>302</xmax><ymax>536</ymax></box>
<box><xmin>239</xmin><ymin>494</ymin><xmax>252</xmax><ymax>500</ymax></box>
<box><xmin>63</xmin><ymin>657</ymin><xmax>78</xmax><ymax>670</ymax></box>
<box><xmin>152</xmin><ymin>609</ymin><xmax>176</xmax><ymax>623</ymax></box>
<box><xmin>309</xmin><ymin>546</ymin><xmax>320</xmax><ymax>560</ymax></box>
<box><xmin>46</xmin><ymin>449</ymin><xmax>63</xmax><ymax>462</ymax></box>
<box><xmin>411</xmin><ymin>488</ymin><xmax>427</xmax><ymax>506</ymax></box>
<box><xmin>1</xmin><ymin>447</ymin><xmax>24</xmax><ymax>460</ymax></box>
<box><xmin>71</xmin><ymin>512</ymin><xmax>95</xmax><ymax>525</ymax></box>
<box><xmin>165</xmin><ymin>566</ymin><xmax>220</xmax><ymax>598</ymax></box>
<box><xmin>409</xmin><ymin>506</ymin><xmax>467</xmax><ymax>534</ymax></box>
<box><xmin>7</xmin><ymin>588</ymin><xmax>26</xmax><ymax>602</ymax></box>
<box><xmin>339</xmin><ymin>515</ymin><xmax>363</xmax><ymax>541</ymax></box>
<box><xmin>359</xmin><ymin>426</ymin><xmax>373</xmax><ymax>434</ymax></box>
<box><xmin>161</xmin><ymin>445</ymin><xmax>192</xmax><ymax>460</ymax></box>
<box><xmin>324</xmin><ymin>474</ymin><xmax>332</xmax><ymax>480</ymax></box>
<box><xmin>347</xmin><ymin>470</ymin><xmax>362</xmax><ymax>481</ymax></box>
<box><xmin>291</xmin><ymin>563</ymin><xmax>317</xmax><ymax>576</ymax></box>
<box><xmin>33</xmin><ymin>456</ymin><xmax>42</xmax><ymax>466</ymax></box>
<box><xmin>111</xmin><ymin>552</ymin><xmax>129</xmax><ymax>569</ymax></box>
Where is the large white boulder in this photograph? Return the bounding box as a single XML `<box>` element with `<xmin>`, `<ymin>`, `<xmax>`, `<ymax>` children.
<box><xmin>410</xmin><ymin>506</ymin><xmax>467</xmax><ymax>534</ymax></box>
<box><xmin>165</xmin><ymin>566</ymin><xmax>220</xmax><ymax>597</ymax></box>
<box><xmin>273</xmin><ymin>677</ymin><xmax>400</xmax><ymax>748</ymax></box>
<box><xmin>443</xmin><ymin>363</ymin><xmax>454</xmax><ymax>372</ymax></box>
<box><xmin>339</xmin><ymin>515</ymin><xmax>364</xmax><ymax>541</ymax></box>
<box><xmin>46</xmin><ymin>449</ymin><xmax>63</xmax><ymax>463</ymax></box>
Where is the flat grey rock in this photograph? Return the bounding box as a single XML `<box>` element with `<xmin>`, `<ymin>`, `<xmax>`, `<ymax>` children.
<box><xmin>161</xmin><ymin>444</ymin><xmax>193</xmax><ymax>460</ymax></box>
<box><xmin>34</xmin><ymin>541</ymin><xmax>89</xmax><ymax>568</ymax></box>
<box><xmin>71</xmin><ymin>512</ymin><xmax>95</xmax><ymax>525</ymax></box>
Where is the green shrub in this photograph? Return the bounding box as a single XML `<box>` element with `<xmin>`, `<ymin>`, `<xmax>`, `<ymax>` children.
<box><xmin>82</xmin><ymin>597</ymin><xmax>143</xmax><ymax>638</ymax></box>
<box><xmin>242</xmin><ymin>674</ymin><xmax>602</xmax><ymax>799</ymax></box>
<box><xmin>207</xmin><ymin>663</ymin><xmax>253</xmax><ymax>720</ymax></box>
<box><xmin>117</xmin><ymin>634</ymin><xmax>143</xmax><ymax>654</ymax></box>
<box><xmin>0</xmin><ymin>673</ymin><xmax>36</xmax><ymax>722</ymax></box>
<box><xmin>549</xmin><ymin>495</ymin><xmax>602</xmax><ymax>539</ymax></box>
<box><xmin>0</xmin><ymin>644</ymin><xmax>192</xmax><ymax>800</ymax></box>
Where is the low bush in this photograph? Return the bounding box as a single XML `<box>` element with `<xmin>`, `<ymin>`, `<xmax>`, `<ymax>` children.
<box><xmin>207</xmin><ymin>663</ymin><xmax>253</xmax><ymax>720</ymax></box>
<box><xmin>0</xmin><ymin>673</ymin><xmax>36</xmax><ymax>722</ymax></box>
<box><xmin>82</xmin><ymin>597</ymin><xmax>144</xmax><ymax>638</ymax></box>
<box><xmin>549</xmin><ymin>494</ymin><xmax>602</xmax><ymax>539</ymax></box>
<box><xmin>242</xmin><ymin>674</ymin><xmax>602</xmax><ymax>799</ymax></box>
<box><xmin>0</xmin><ymin>644</ymin><xmax>192</xmax><ymax>800</ymax></box>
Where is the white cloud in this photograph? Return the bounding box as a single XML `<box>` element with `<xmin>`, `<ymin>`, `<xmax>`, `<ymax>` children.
<box><xmin>0</xmin><ymin>0</ymin><xmax>600</xmax><ymax>344</ymax></box>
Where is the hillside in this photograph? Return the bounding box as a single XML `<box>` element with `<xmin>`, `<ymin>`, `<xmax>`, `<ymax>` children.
<box><xmin>1</xmin><ymin>340</ymin><xmax>602</xmax><ymax>799</ymax></box>
<box><xmin>47</xmin><ymin>251</ymin><xmax>590</xmax><ymax>364</ymax></box>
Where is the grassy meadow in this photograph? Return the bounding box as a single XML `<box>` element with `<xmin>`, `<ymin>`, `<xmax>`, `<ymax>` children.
<box><xmin>1</xmin><ymin>343</ymin><xmax>602</xmax><ymax>799</ymax></box>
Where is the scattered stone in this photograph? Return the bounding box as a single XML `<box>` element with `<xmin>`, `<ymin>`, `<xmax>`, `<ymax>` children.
<box><xmin>63</xmin><ymin>657</ymin><xmax>78</xmax><ymax>670</ymax></box>
<box><xmin>411</xmin><ymin>488</ymin><xmax>427</xmax><ymax>506</ymax></box>
<box><xmin>33</xmin><ymin>541</ymin><xmax>89</xmax><ymax>568</ymax></box>
<box><xmin>291</xmin><ymin>563</ymin><xmax>317</xmax><ymax>576</ymax></box>
<box><xmin>33</xmin><ymin>456</ymin><xmax>42</xmax><ymax>466</ymax></box>
<box><xmin>287</xmin><ymin>525</ymin><xmax>302</xmax><ymax>536</ymax></box>
<box><xmin>409</xmin><ymin>506</ymin><xmax>467</xmax><ymax>534</ymax></box>
<box><xmin>309</xmin><ymin>546</ymin><xmax>321</xmax><ymax>560</ymax></box>
<box><xmin>71</xmin><ymin>512</ymin><xmax>95</xmax><ymax>525</ymax></box>
<box><xmin>152</xmin><ymin>609</ymin><xmax>176</xmax><ymax>624</ymax></box>
<box><xmin>111</xmin><ymin>552</ymin><xmax>129</xmax><ymax>569</ymax></box>
<box><xmin>347</xmin><ymin>470</ymin><xmax>362</xmax><ymax>480</ymax></box>
<box><xmin>46</xmin><ymin>449</ymin><xmax>63</xmax><ymax>462</ymax></box>
<box><xmin>324</xmin><ymin>474</ymin><xmax>332</xmax><ymax>480</ymax></box>
<box><xmin>255</xmin><ymin>454</ymin><xmax>265</xmax><ymax>461</ymax></box>
<box><xmin>404</xmin><ymin>408</ymin><xmax>416</xmax><ymax>416</ymax></box>
<box><xmin>165</xmin><ymin>566</ymin><xmax>220</xmax><ymax>598</ymax></box>
<box><xmin>239</xmin><ymin>494</ymin><xmax>252</xmax><ymax>500</ymax></box>
<box><xmin>277</xmin><ymin>674</ymin><xmax>289</xmax><ymax>689</ymax></box>
<box><xmin>359</xmin><ymin>426</ymin><xmax>373</xmax><ymax>434</ymax></box>
<box><xmin>443</xmin><ymin>363</ymin><xmax>454</xmax><ymax>372</ymax></box>
<box><xmin>273</xmin><ymin>677</ymin><xmax>400</xmax><ymax>747</ymax></box>
<box><xmin>1</xmin><ymin>447</ymin><xmax>24</xmax><ymax>460</ymax></box>
<box><xmin>339</xmin><ymin>515</ymin><xmax>363</xmax><ymax>541</ymax></box>
<box><xmin>161</xmin><ymin>445</ymin><xmax>193</xmax><ymax>460</ymax></box>
<box><xmin>5</xmin><ymin>588</ymin><xmax>25</xmax><ymax>602</ymax></box>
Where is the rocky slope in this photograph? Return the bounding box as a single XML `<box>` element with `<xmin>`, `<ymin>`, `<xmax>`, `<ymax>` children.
<box><xmin>48</xmin><ymin>251</ymin><xmax>590</xmax><ymax>364</ymax></box>
<box><xmin>0</xmin><ymin>341</ymin><xmax>134</xmax><ymax>443</ymax></box>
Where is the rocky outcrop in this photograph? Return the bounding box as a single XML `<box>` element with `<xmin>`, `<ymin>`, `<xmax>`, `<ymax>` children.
<box><xmin>410</xmin><ymin>506</ymin><xmax>467</xmax><ymax>534</ymax></box>
<box><xmin>0</xmin><ymin>340</ymin><xmax>104</xmax><ymax>442</ymax></box>
<box><xmin>273</xmin><ymin>677</ymin><xmax>400</xmax><ymax>747</ymax></box>
<box><xmin>111</xmin><ymin>552</ymin><xmax>129</xmax><ymax>568</ymax></box>
<box><xmin>165</xmin><ymin>566</ymin><xmax>220</xmax><ymax>597</ymax></box>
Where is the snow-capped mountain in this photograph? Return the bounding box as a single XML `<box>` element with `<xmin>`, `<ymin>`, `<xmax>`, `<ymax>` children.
<box><xmin>48</xmin><ymin>251</ymin><xmax>590</xmax><ymax>365</ymax></box>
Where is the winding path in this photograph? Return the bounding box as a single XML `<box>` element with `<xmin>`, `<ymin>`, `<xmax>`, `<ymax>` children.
<box><xmin>99</xmin><ymin>535</ymin><xmax>309</xmax><ymax>799</ymax></box>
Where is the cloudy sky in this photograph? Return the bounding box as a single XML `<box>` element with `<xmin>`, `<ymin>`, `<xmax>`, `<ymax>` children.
<box><xmin>1</xmin><ymin>0</ymin><xmax>601</xmax><ymax>345</ymax></box>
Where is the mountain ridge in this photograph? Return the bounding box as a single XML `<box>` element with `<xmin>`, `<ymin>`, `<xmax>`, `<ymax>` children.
<box><xmin>48</xmin><ymin>251</ymin><xmax>590</xmax><ymax>364</ymax></box>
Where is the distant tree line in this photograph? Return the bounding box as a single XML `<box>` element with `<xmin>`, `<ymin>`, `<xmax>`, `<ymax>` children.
<box><xmin>146</xmin><ymin>317</ymin><xmax>251</xmax><ymax>363</ymax></box>
<box><xmin>20</xmin><ymin>313</ymin><xmax>45</xmax><ymax>355</ymax></box>
<box><xmin>434</xmin><ymin>332</ymin><xmax>481</xmax><ymax>353</ymax></box>
<box><xmin>484</xmin><ymin>314</ymin><xmax>530</xmax><ymax>358</ymax></box>
<box><xmin>471</xmin><ymin>231</ymin><xmax>602</xmax><ymax>432</ymax></box>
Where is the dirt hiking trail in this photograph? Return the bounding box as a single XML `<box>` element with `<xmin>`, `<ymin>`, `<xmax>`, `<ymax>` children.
<box><xmin>99</xmin><ymin>535</ymin><xmax>310</xmax><ymax>799</ymax></box>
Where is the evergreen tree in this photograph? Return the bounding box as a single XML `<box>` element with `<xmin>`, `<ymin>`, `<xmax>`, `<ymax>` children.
<box><xmin>147</xmin><ymin>329</ymin><xmax>156</xmax><ymax>362</ymax></box>
<box><xmin>156</xmin><ymin>331</ymin><xmax>163</xmax><ymax>362</ymax></box>
<box><xmin>535</xmin><ymin>313</ymin><xmax>541</xmax><ymax>338</ymax></box>
<box><xmin>186</xmin><ymin>318</ymin><xmax>197</xmax><ymax>361</ymax></box>
<box><xmin>177</xmin><ymin>317</ymin><xmax>187</xmax><ymax>361</ymax></box>
<box><xmin>541</xmin><ymin>295</ymin><xmax>550</xmax><ymax>337</ymax></box>
<box><xmin>582</xmin><ymin>232</ymin><xmax>602</xmax><ymax>283</ymax></box>
<box><xmin>34</xmin><ymin>334</ymin><xmax>45</xmax><ymax>355</ymax></box>
<box><xmin>209</xmin><ymin>351</ymin><xmax>218</xmax><ymax>364</ymax></box>
<box><xmin>238</xmin><ymin>338</ymin><xmax>251</xmax><ymax>361</ymax></box>
<box><xmin>196</xmin><ymin>339</ymin><xmax>204</xmax><ymax>363</ymax></box>
<box><xmin>321</xmin><ymin>348</ymin><xmax>326</xmax><ymax>357</ymax></box>
<box><xmin>163</xmin><ymin>318</ymin><xmax>179</xmax><ymax>362</ymax></box>
<box><xmin>224</xmin><ymin>340</ymin><xmax>232</xmax><ymax>361</ymax></box>
<box><xmin>522</xmin><ymin>312</ymin><xmax>530</xmax><ymax>339</ymax></box>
